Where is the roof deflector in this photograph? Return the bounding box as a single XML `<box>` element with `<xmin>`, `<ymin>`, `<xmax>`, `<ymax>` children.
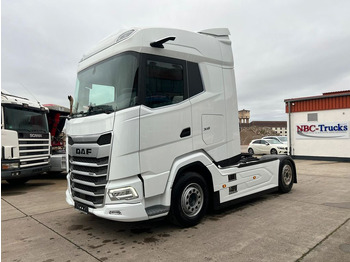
<box><xmin>198</xmin><ymin>28</ymin><xmax>230</xmax><ymax>37</ymax></box>
<box><xmin>150</xmin><ymin>36</ymin><xmax>176</xmax><ymax>48</ymax></box>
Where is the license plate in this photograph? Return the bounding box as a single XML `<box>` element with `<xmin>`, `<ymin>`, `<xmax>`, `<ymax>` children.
<box><xmin>74</xmin><ymin>202</ymin><xmax>89</xmax><ymax>214</ymax></box>
<box><xmin>32</xmin><ymin>168</ymin><xmax>42</xmax><ymax>173</ymax></box>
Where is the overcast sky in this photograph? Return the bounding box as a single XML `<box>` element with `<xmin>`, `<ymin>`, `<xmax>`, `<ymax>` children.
<box><xmin>2</xmin><ymin>0</ymin><xmax>350</xmax><ymax>121</ymax></box>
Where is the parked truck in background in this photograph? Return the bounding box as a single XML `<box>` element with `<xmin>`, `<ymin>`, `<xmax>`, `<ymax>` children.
<box><xmin>44</xmin><ymin>104</ymin><xmax>69</xmax><ymax>173</ymax></box>
<box><xmin>1</xmin><ymin>91</ymin><xmax>51</xmax><ymax>184</ymax></box>
<box><xmin>65</xmin><ymin>27</ymin><xmax>297</xmax><ymax>227</ymax></box>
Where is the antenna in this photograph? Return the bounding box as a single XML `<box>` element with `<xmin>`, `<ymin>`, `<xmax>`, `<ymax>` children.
<box><xmin>19</xmin><ymin>82</ymin><xmax>40</xmax><ymax>104</ymax></box>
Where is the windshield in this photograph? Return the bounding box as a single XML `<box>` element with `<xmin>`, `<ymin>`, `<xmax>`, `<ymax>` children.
<box><xmin>3</xmin><ymin>107</ymin><xmax>48</xmax><ymax>133</ymax></box>
<box><xmin>72</xmin><ymin>52</ymin><xmax>139</xmax><ymax>116</ymax></box>
<box><xmin>279</xmin><ymin>136</ymin><xmax>288</xmax><ymax>142</ymax></box>
<box><xmin>265</xmin><ymin>139</ymin><xmax>281</xmax><ymax>144</ymax></box>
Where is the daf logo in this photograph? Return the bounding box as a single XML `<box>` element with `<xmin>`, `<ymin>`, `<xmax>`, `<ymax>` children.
<box><xmin>30</xmin><ymin>134</ymin><xmax>42</xmax><ymax>138</ymax></box>
<box><xmin>75</xmin><ymin>148</ymin><xmax>92</xmax><ymax>155</ymax></box>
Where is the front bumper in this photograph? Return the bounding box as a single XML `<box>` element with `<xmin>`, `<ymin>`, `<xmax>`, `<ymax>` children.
<box><xmin>65</xmin><ymin>189</ymin><xmax>149</xmax><ymax>222</ymax></box>
<box><xmin>278</xmin><ymin>150</ymin><xmax>288</xmax><ymax>154</ymax></box>
<box><xmin>2</xmin><ymin>164</ymin><xmax>51</xmax><ymax>180</ymax></box>
<box><xmin>49</xmin><ymin>154</ymin><xmax>66</xmax><ymax>172</ymax></box>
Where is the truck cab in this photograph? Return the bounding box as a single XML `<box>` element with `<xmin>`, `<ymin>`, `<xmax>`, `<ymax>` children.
<box><xmin>1</xmin><ymin>91</ymin><xmax>51</xmax><ymax>184</ymax></box>
<box><xmin>65</xmin><ymin>28</ymin><xmax>296</xmax><ymax>227</ymax></box>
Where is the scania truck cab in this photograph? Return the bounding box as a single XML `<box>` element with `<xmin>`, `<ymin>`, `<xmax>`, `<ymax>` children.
<box><xmin>1</xmin><ymin>91</ymin><xmax>51</xmax><ymax>184</ymax></box>
<box><xmin>65</xmin><ymin>28</ymin><xmax>296</xmax><ymax>227</ymax></box>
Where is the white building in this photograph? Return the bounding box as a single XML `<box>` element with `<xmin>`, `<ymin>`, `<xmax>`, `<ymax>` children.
<box><xmin>285</xmin><ymin>90</ymin><xmax>350</xmax><ymax>161</ymax></box>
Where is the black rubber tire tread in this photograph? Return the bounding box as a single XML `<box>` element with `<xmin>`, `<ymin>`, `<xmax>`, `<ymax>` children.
<box><xmin>278</xmin><ymin>159</ymin><xmax>294</xmax><ymax>193</ymax></box>
<box><xmin>271</xmin><ymin>148</ymin><xmax>278</xmax><ymax>155</ymax></box>
<box><xmin>169</xmin><ymin>172</ymin><xmax>208</xmax><ymax>227</ymax></box>
<box><xmin>248</xmin><ymin>148</ymin><xmax>254</xmax><ymax>155</ymax></box>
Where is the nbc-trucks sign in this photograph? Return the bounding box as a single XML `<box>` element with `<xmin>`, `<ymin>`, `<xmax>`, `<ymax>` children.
<box><xmin>296</xmin><ymin>122</ymin><xmax>349</xmax><ymax>139</ymax></box>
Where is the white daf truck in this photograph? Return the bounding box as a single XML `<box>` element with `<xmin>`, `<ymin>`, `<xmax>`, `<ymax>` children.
<box><xmin>1</xmin><ymin>91</ymin><xmax>51</xmax><ymax>184</ymax></box>
<box><xmin>65</xmin><ymin>27</ymin><xmax>297</xmax><ymax>227</ymax></box>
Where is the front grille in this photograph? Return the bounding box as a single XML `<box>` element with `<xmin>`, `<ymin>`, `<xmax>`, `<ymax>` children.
<box><xmin>71</xmin><ymin>173</ymin><xmax>107</xmax><ymax>185</ymax></box>
<box><xmin>72</xmin><ymin>192</ymin><xmax>104</xmax><ymax>205</ymax></box>
<box><xmin>71</xmin><ymin>156</ymin><xmax>108</xmax><ymax>165</ymax></box>
<box><xmin>72</xmin><ymin>182</ymin><xmax>105</xmax><ymax>195</ymax></box>
<box><xmin>71</xmin><ymin>164</ymin><xmax>108</xmax><ymax>175</ymax></box>
<box><xmin>18</xmin><ymin>137</ymin><xmax>50</xmax><ymax>168</ymax></box>
<box><xmin>68</xmin><ymin>133</ymin><xmax>111</xmax><ymax>208</ymax></box>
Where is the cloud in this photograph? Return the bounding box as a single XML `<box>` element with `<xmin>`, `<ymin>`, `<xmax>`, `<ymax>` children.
<box><xmin>2</xmin><ymin>0</ymin><xmax>350</xmax><ymax>120</ymax></box>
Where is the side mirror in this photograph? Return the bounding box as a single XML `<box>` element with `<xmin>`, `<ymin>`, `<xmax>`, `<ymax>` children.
<box><xmin>68</xmin><ymin>95</ymin><xmax>74</xmax><ymax>116</ymax></box>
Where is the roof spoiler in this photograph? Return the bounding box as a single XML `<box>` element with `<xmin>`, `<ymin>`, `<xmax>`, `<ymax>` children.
<box><xmin>198</xmin><ymin>28</ymin><xmax>230</xmax><ymax>37</ymax></box>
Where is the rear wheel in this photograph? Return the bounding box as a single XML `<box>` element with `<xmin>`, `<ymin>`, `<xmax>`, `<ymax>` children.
<box><xmin>279</xmin><ymin>159</ymin><xmax>294</xmax><ymax>193</ymax></box>
<box><xmin>169</xmin><ymin>172</ymin><xmax>208</xmax><ymax>227</ymax></box>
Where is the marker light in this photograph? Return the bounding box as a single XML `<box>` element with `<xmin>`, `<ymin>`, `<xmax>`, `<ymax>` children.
<box><xmin>2</xmin><ymin>162</ymin><xmax>19</xmax><ymax>170</ymax></box>
<box><xmin>108</xmin><ymin>187</ymin><xmax>138</xmax><ymax>201</ymax></box>
<box><xmin>116</xmin><ymin>29</ymin><xmax>135</xmax><ymax>44</ymax></box>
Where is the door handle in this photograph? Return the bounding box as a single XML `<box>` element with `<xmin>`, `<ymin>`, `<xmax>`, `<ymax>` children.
<box><xmin>180</xmin><ymin>127</ymin><xmax>191</xmax><ymax>138</ymax></box>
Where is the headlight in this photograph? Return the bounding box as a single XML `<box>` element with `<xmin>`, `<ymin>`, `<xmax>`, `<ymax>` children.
<box><xmin>108</xmin><ymin>187</ymin><xmax>138</xmax><ymax>201</ymax></box>
<box><xmin>277</xmin><ymin>147</ymin><xmax>285</xmax><ymax>150</ymax></box>
<box><xmin>2</xmin><ymin>162</ymin><xmax>19</xmax><ymax>170</ymax></box>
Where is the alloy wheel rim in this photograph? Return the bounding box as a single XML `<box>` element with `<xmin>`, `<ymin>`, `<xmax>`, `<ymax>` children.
<box><xmin>181</xmin><ymin>183</ymin><xmax>204</xmax><ymax>217</ymax></box>
<box><xmin>282</xmin><ymin>165</ymin><xmax>293</xmax><ymax>185</ymax></box>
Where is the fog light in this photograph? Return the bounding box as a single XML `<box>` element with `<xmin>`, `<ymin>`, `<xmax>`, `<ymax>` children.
<box><xmin>108</xmin><ymin>187</ymin><xmax>138</xmax><ymax>201</ymax></box>
<box><xmin>2</xmin><ymin>162</ymin><xmax>19</xmax><ymax>170</ymax></box>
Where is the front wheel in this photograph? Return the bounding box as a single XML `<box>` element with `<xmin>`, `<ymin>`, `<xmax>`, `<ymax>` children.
<box><xmin>248</xmin><ymin>148</ymin><xmax>254</xmax><ymax>155</ymax></box>
<box><xmin>169</xmin><ymin>172</ymin><xmax>208</xmax><ymax>227</ymax></box>
<box><xmin>279</xmin><ymin>159</ymin><xmax>295</xmax><ymax>193</ymax></box>
<box><xmin>271</xmin><ymin>148</ymin><xmax>278</xmax><ymax>154</ymax></box>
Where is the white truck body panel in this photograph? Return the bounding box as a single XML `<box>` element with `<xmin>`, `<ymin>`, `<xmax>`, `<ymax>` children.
<box><xmin>65</xmin><ymin>27</ymin><xmax>295</xmax><ymax>225</ymax></box>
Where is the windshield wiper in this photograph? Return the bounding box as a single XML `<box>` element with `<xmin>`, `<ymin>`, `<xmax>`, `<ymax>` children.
<box><xmin>87</xmin><ymin>105</ymin><xmax>115</xmax><ymax>115</ymax></box>
<box><xmin>16</xmin><ymin>128</ymin><xmax>46</xmax><ymax>133</ymax></box>
<box><xmin>31</xmin><ymin>129</ymin><xmax>47</xmax><ymax>133</ymax></box>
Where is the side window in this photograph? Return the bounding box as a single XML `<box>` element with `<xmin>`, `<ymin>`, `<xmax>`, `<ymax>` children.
<box><xmin>308</xmin><ymin>113</ymin><xmax>318</xmax><ymax>121</ymax></box>
<box><xmin>145</xmin><ymin>59</ymin><xmax>184</xmax><ymax>108</ymax></box>
<box><xmin>188</xmin><ymin>62</ymin><xmax>204</xmax><ymax>97</ymax></box>
<box><xmin>253</xmin><ymin>140</ymin><xmax>261</xmax><ymax>144</ymax></box>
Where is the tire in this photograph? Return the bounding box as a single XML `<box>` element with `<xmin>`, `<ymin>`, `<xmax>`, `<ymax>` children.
<box><xmin>6</xmin><ymin>178</ymin><xmax>29</xmax><ymax>185</ymax></box>
<box><xmin>270</xmin><ymin>148</ymin><xmax>278</xmax><ymax>155</ymax></box>
<box><xmin>279</xmin><ymin>159</ymin><xmax>294</xmax><ymax>193</ymax></box>
<box><xmin>169</xmin><ymin>172</ymin><xmax>208</xmax><ymax>227</ymax></box>
<box><xmin>248</xmin><ymin>148</ymin><xmax>254</xmax><ymax>155</ymax></box>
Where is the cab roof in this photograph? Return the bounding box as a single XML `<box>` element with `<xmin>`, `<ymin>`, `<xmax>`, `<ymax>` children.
<box><xmin>78</xmin><ymin>27</ymin><xmax>233</xmax><ymax>72</ymax></box>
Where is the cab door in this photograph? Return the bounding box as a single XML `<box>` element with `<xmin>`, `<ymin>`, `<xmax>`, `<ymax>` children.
<box><xmin>261</xmin><ymin>140</ymin><xmax>270</xmax><ymax>154</ymax></box>
<box><xmin>139</xmin><ymin>54</ymin><xmax>192</xmax><ymax>197</ymax></box>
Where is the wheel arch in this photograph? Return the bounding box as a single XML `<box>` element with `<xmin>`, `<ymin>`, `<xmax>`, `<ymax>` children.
<box><xmin>164</xmin><ymin>151</ymin><xmax>214</xmax><ymax>208</ymax></box>
<box><xmin>261</xmin><ymin>154</ymin><xmax>297</xmax><ymax>183</ymax></box>
<box><xmin>173</xmin><ymin>161</ymin><xmax>214</xmax><ymax>194</ymax></box>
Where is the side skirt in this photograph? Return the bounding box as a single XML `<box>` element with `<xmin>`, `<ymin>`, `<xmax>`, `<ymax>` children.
<box><xmin>212</xmin><ymin>187</ymin><xmax>278</xmax><ymax>211</ymax></box>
